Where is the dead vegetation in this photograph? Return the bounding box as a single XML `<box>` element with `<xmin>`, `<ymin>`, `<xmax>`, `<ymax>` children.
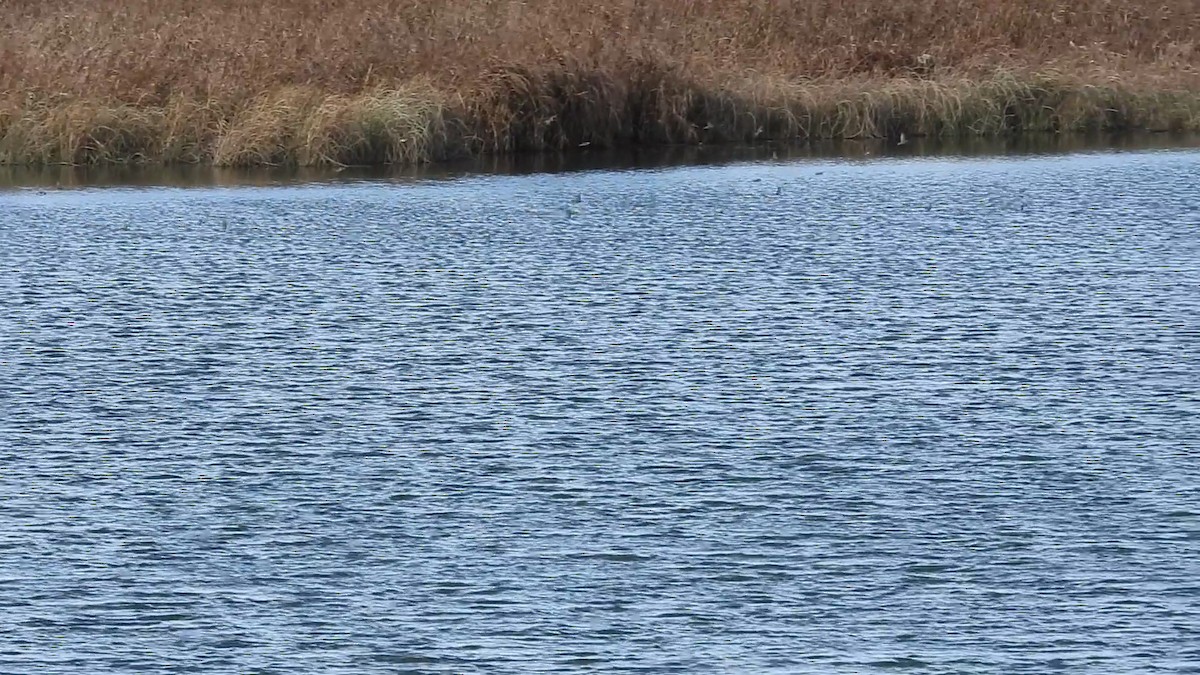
<box><xmin>1</xmin><ymin>0</ymin><xmax>1197</xmax><ymax>165</ymax></box>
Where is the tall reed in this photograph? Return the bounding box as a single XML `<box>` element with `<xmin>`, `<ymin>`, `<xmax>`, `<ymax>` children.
<box><xmin>2</xmin><ymin>0</ymin><xmax>1197</xmax><ymax>164</ymax></box>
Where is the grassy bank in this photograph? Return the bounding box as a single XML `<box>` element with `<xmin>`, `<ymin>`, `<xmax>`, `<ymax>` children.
<box><xmin>2</xmin><ymin>0</ymin><xmax>1198</xmax><ymax>165</ymax></box>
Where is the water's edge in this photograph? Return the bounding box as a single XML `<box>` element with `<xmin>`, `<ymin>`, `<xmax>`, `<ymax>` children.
<box><xmin>3</xmin><ymin>131</ymin><xmax>1199</xmax><ymax>190</ymax></box>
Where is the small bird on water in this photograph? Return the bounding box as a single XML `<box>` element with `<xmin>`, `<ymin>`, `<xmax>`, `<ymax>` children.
<box><xmin>898</xmin><ymin>132</ymin><xmax>909</xmax><ymax>146</ymax></box>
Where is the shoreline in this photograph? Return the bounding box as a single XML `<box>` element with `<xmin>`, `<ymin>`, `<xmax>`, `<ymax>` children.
<box><xmin>3</xmin><ymin>71</ymin><xmax>1199</xmax><ymax>167</ymax></box>
<box><xmin>5</xmin><ymin>130</ymin><xmax>1200</xmax><ymax>191</ymax></box>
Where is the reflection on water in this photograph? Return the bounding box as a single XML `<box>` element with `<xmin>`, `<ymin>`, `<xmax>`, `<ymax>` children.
<box><xmin>3</xmin><ymin>131</ymin><xmax>1199</xmax><ymax>190</ymax></box>
<box><xmin>2</xmin><ymin>143</ymin><xmax>1200</xmax><ymax>673</ymax></box>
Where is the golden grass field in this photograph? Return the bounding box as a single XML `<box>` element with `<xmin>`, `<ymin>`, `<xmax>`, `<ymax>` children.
<box><xmin>2</xmin><ymin>0</ymin><xmax>1198</xmax><ymax>165</ymax></box>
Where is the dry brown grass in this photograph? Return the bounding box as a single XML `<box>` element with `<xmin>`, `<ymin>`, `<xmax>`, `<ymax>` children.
<box><xmin>2</xmin><ymin>0</ymin><xmax>1198</xmax><ymax>165</ymax></box>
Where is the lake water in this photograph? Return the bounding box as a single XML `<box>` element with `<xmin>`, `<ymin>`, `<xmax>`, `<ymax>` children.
<box><xmin>2</xmin><ymin>144</ymin><xmax>1199</xmax><ymax>673</ymax></box>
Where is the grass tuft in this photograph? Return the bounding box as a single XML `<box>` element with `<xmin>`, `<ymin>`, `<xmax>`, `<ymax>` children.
<box><xmin>301</xmin><ymin>85</ymin><xmax>452</xmax><ymax>166</ymax></box>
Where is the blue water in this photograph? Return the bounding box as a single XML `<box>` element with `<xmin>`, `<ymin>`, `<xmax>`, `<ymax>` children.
<box><xmin>2</xmin><ymin>148</ymin><xmax>1199</xmax><ymax>674</ymax></box>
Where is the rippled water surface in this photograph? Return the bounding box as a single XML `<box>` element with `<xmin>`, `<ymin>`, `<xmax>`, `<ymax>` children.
<box><xmin>3</xmin><ymin>148</ymin><xmax>1199</xmax><ymax>673</ymax></box>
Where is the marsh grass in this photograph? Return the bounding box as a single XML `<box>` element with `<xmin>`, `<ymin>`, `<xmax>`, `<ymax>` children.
<box><xmin>2</xmin><ymin>0</ymin><xmax>1198</xmax><ymax>165</ymax></box>
<box><xmin>300</xmin><ymin>86</ymin><xmax>454</xmax><ymax>166</ymax></box>
<box><xmin>4</xmin><ymin>72</ymin><xmax>1198</xmax><ymax>166</ymax></box>
<box><xmin>473</xmin><ymin>67</ymin><xmax>1200</xmax><ymax>147</ymax></box>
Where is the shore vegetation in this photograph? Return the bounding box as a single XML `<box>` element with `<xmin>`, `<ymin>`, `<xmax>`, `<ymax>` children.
<box><xmin>2</xmin><ymin>0</ymin><xmax>1198</xmax><ymax>165</ymax></box>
